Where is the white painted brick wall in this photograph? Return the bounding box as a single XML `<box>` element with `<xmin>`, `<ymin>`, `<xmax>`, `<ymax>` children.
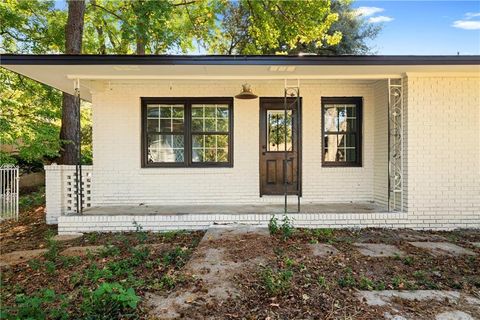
<box><xmin>45</xmin><ymin>164</ymin><xmax>93</xmax><ymax>224</ymax></box>
<box><xmin>405</xmin><ymin>76</ymin><xmax>480</xmax><ymax>218</ymax></box>
<box><xmin>91</xmin><ymin>80</ymin><xmax>377</xmax><ymax>206</ymax></box>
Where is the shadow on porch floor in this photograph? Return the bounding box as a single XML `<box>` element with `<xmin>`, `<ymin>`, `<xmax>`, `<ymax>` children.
<box><xmin>81</xmin><ymin>202</ymin><xmax>388</xmax><ymax>216</ymax></box>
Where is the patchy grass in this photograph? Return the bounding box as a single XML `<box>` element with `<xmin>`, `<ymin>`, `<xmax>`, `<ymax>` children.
<box><xmin>1</xmin><ymin>223</ymin><xmax>204</xmax><ymax>319</ymax></box>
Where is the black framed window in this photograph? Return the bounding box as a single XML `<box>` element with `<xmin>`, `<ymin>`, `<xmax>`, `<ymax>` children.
<box><xmin>142</xmin><ymin>98</ymin><xmax>233</xmax><ymax>167</ymax></box>
<box><xmin>321</xmin><ymin>97</ymin><xmax>362</xmax><ymax>167</ymax></box>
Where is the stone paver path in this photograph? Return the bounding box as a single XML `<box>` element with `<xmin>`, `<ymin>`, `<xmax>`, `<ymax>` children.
<box><xmin>0</xmin><ymin>249</ymin><xmax>47</xmax><ymax>267</ymax></box>
<box><xmin>358</xmin><ymin>290</ymin><xmax>480</xmax><ymax>320</ymax></box>
<box><xmin>435</xmin><ymin>311</ymin><xmax>475</xmax><ymax>320</ymax></box>
<box><xmin>53</xmin><ymin>234</ymin><xmax>83</xmax><ymax>242</ymax></box>
<box><xmin>145</xmin><ymin>226</ymin><xmax>269</xmax><ymax>319</ymax></box>
<box><xmin>408</xmin><ymin>242</ymin><xmax>477</xmax><ymax>257</ymax></box>
<box><xmin>308</xmin><ymin>243</ymin><xmax>339</xmax><ymax>257</ymax></box>
<box><xmin>61</xmin><ymin>245</ymin><xmax>104</xmax><ymax>257</ymax></box>
<box><xmin>354</xmin><ymin>243</ymin><xmax>405</xmax><ymax>257</ymax></box>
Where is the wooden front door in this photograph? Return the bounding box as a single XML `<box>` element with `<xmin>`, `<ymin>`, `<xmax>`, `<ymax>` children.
<box><xmin>259</xmin><ymin>98</ymin><xmax>301</xmax><ymax>196</ymax></box>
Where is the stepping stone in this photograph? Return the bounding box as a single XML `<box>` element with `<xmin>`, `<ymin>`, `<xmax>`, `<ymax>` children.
<box><xmin>436</xmin><ymin>311</ymin><xmax>474</xmax><ymax>320</ymax></box>
<box><xmin>471</xmin><ymin>242</ymin><xmax>480</xmax><ymax>248</ymax></box>
<box><xmin>145</xmin><ymin>226</ymin><xmax>268</xmax><ymax>319</ymax></box>
<box><xmin>61</xmin><ymin>245</ymin><xmax>103</xmax><ymax>257</ymax></box>
<box><xmin>53</xmin><ymin>233</ymin><xmax>83</xmax><ymax>242</ymax></box>
<box><xmin>357</xmin><ymin>290</ymin><xmax>480</xmax><ymax>307</ymax></box>
<box><xmin>0</xmin><ymin>249</ymin><xmax>47</xmax><ymax>267</ymax></box>
<box><xmin>354</xmin><ymin>243</ymin><xmax>405</xmax><ymax>257</ymax></box>
<box><xmin>308</xmin><ymin>243</ymin><xmax>339</xmax><ymax>257</ymax></box>
<box><xmin>408</xmin><ymin>242</ymin><xmax>477</xmax><ymax>257</ymax></box>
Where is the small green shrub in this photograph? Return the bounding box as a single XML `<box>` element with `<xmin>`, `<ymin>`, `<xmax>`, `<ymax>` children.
<box><xmin>84</xmin><ymin>264</ymin><xmax>114</xmax><ymax>282</ymax></box>
<box><xmin>313</xmin><ymin>228</ymin><xmax>334</xmax><ymax>239</ymax></box>
<box><xmin>317</xmin><ymin>275</ymin><xmax>328</xmax><ymax>289</ymax></box>
<box><xmin>392</xmin><ymin>275</ymin><xmax>416</xmax><ymax>290</ymax></box>
<box><xmin>279</xmin><ymin>215</ymin><xmax>294</xmax><ymax>240</ymax></box>
<box><xmin>44</xmin><ymin>261</ymin><xmax>56</xmax><ymax>275</ymax></box>
<box><xmin>261</xmin><ymin>267</ymin><xmax>294</xmax><ymax>296</ymax></box>
<box><xmin>359</xmin><ymin>276</ymin><xmax>374</xmax><ymax>290</ymax></box>
<box><xmin>159</xmin><ymin>275</ymin><xmax>176</xmax><ymax>290</ymax></box>
<box><xmin>106</xmin><ymin>260</ymin><xmax>134</xmax><ymax>278</ymax></box>
<box><xmin>337</xmin><ymin>268</ymin><xmax>356</xmax><ymax>288</ymax></box>
<box><xmin>28</xmin><ymin>259</ymin><xmax>41</xmax><ymax>271</ymax></box>
<box><xmin>402</xmin><ymin>256</ymin><xmax>414</xmax><ymax>266</ymax></box>
<box><xmin>100</xmin><ymin>245</ymin><xmax>121</xmax><ymax>258</ymax></box>
<box><xmin>269</xmin><ymin>215</ymin><xmax>294</xmax><ymax>240</ymax></box>
<box><xmin>129</xmin><ymin>246</ymin><xmax>151</xmax><ymax>266</ymax></box>
<box><xmin>44</xmin><ymin>233</ymin><xmax>60</xmax><ymax>262</ymax></box>
<box><xmin>132</xmin><ymin>221</ymin><xmax>148</xmax><ymax>243</ymax></box>
<box><xmin>268</xmin><ymin>215</ymin><xmax>279</xmax><ymax>235</ymax></box>
<box><xmin>86</xmin><ymin>232</ymin><xmax>99</xmax><ymax>243</ymax></box>
<box><xmin>162</xmin><ymin>246</ymin><xmax>188</xmax><ymax>268</ymax></box>
<box><xmin>80</xmin><ymin>282</ymin><xmax>140</xmax><ymax>320</ymax></box>
<box><xmin>60</xmin><ymin>256</ymin><xmax>82</xmax><ymax>268</ymax></box>
<box><xmin>19</xmin><ymin>187</ymin><xmax>45</xmax><ymax>213</ymax></box>
<box><xmin>4</xmin><ymin>289</ymin><xmax>68</xmax><ymax>320</ymax></box>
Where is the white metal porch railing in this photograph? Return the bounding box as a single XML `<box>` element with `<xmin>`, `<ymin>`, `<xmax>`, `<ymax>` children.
<box><xmin>0</xmin><ymin>164</ymin><xmax>19</xmax><ymax>221</ymax></box>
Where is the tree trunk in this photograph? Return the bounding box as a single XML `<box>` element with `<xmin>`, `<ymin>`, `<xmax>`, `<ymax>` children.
<box><xmin>59</xmin><ymin>0</ymin><xmax>85</xmax><ymax>165</ymax></box>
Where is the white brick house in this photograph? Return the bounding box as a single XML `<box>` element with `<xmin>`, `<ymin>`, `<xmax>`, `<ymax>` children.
<box><xmin>2</xmin><ymin>55</ymin><xmax>480</xmax><ymax>233</ymax></box>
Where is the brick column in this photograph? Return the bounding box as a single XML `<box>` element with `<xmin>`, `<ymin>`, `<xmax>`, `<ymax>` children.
<box><xmin>45</xmin><ymin>164</ymin><xmax>63</xmax><ymax>224</ymax></box>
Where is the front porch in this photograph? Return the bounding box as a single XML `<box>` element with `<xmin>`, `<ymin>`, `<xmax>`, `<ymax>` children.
<box><xmin>81</xmin><ymin>202</ymin><xmax>387</xmax><ymax>215</ymax></box>
<box><xmin>58</xmin><ymin>202</ymin><xmax>406</xmax><ymax>235</ymax></box>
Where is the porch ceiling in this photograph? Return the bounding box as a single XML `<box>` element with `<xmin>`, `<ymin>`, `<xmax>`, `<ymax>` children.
<box><xmin>2</xmin><ymin>54</ymin><xmax>479</xmax><ymax>102</ymax></box>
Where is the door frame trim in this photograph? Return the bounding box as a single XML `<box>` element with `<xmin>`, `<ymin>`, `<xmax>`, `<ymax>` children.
<box><xmin>259</xmin><ymin>97</ymin><xmax>302</xmax><ymax>197</ymax></box>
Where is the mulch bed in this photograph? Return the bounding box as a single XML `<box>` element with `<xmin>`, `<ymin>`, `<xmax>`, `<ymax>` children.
<box><xmin>1</xmin><ymin>200</ymin><xmax>479</xmax><ymax>319</ymax></box>
<box><xmin>184</xmin><ymin>228</ymin><xmax>480</xmax><ymax>319</ymax></box>
<box><xmin>0</xmin><ymin>205</ymin><xmax>56</xmax><ymax>254</ymax></box>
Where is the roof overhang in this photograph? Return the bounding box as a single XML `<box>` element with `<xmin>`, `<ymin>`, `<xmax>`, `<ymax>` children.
<box><xmin>2</xmin><ymin>54</ymin><xmax>480</xmax><ymax>102</ymax></box>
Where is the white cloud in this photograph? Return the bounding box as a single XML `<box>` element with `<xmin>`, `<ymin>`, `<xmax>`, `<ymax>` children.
<box><xmin>452</xmin><ymin>20</ymin><xmax>480</xmax><ymax>30</ymax></box>
<box><xmin>355</xmin><ymin>6</ymin><xmax>384</xmax><ymax>17</ymax></box>
<box><xmin>465</xmin><ymin>12</ymin><xmax>480</xmax><ymax>19</ymax></box>
<box><xmin>369</xmin><ymin>16</ymin><xmax>394</xmax><ymax>23</ymax></box>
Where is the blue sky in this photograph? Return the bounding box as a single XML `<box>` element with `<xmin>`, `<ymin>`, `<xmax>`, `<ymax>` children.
<box><xmin>353</xmin><ymin>1</ymin><xmax>480</xmax><ymax>55</ymax></box>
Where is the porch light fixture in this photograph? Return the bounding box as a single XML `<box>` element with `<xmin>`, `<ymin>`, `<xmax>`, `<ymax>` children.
<box><xmin>235</xmin><ymin>83</ymin><xmax>258</xmax><ymax>99</ymax></box>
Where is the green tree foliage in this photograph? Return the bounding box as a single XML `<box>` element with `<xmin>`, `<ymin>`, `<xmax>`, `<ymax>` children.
<box><xmin>0</xmin><ymin>0</ymin><xmax>380</xmax><ymax>166</ymax></box>
<box><xmin>0</xmin><ymin>69</ymin><xmax>61</xmax><ymax>165</ymax></box>
<box><xmin>208</xmin><ymin>0</ymin><xmax>342</xmax><ymax>54</ymax></box>
<box><xmin>209</xmin><ymin>0</ymin><xmax>379</xmax><ymax>55</ymax></box>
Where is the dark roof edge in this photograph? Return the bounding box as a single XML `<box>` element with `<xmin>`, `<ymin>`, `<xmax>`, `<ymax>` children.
<box><xmin>1</xmin><ymin>54</ymin><xmax>480</xmax><ymax>65</ymax></box>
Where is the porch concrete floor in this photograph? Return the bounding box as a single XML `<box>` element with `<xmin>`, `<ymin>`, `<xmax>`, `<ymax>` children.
<box><xmin>81</xmin><ymin>202</ymin><xmax>387</xmax><ymax>216</ymax></box>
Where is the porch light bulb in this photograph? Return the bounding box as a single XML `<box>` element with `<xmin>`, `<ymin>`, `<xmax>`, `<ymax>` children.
<box><xmin>235</xmin><ymin>83</ymin><xmax>258</xmax><ymax>99</ymax></box>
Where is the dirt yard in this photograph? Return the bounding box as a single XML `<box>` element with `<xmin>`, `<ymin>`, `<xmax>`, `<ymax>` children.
<box><xmin>1</xmin><ymin>200</ymin><xmax>479</xmax><ymax>319</ymax></box>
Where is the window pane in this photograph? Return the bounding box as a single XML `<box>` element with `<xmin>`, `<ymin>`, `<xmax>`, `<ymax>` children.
<box><xmin>191</xmin><ymin>104</ymin><xmax>229</xmax><ymax>133</ymax></box>
<box><xmin>324</xmin><ymin>134</ymin><xmax>357</xmax><ymax>163</ymax></box>
<box><xmin>147</xmin><ymin>119</ymin><xmax>158</xmax><ymax>132</ymax></box>
<box><xmin>150</xmin><ymin>104</ymin><xmax>184</xmax><ymax>133</ymax></box>
<box><xmin>267</xmin><ymin>110</ymin><xmax>292</xmax><ymax>151</ymax></box>
<box><xmin>160</xmin><ymin>106</ymin><xmax>171</xmax><ymax>118</ymax></box>
<box><xmin>345</xmin><ymin>134</ymin><xmax>356</xmax><ymax>148</ymax></box>
<box><xmin>192</xmin><ymin>134</ymin><xmax>229</xmax><ymax>163</ymax></box>
<box><xmin>324</xmin><ymin>107</ymin><xmax>339</xmax><ymax>132</ymax></box>
<box><xmin>147</xmin><ymin>134</ymin><xmax>184</xmax><ymax>163</ymax></box>
<box><xmin>147</xmin><ymin>105</ymin><xmax>159</xmax><ymax>118</ymax></box>
<box><xmin>345</xmin><ymin>105</ymin><xmax>356</xmax><ymax>117</ymax></box>
<box><xmin>345</xmin><ymin>148</ymin><xmax>356</xmax><ymax>162</ymax></box>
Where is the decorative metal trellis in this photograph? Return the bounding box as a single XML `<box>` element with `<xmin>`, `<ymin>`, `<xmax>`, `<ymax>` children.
<box><xmin>284</xmin><ymin>80</ymin><xmax>301</xmax><ymax>213</ymax></box>
<box><xmin>388</xmin><ymin>78</ymin><xmax>404</xmax><ymax>211</ymax></box>
<box><xmin>1</xmin><ymin>164</ymin><xmax>19</xmax><ymax>220</ymax></box>
<box><xmin>74</xmin><ymin>79</ymin><xmax>84</xmax><ymax>214</ymax></box>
